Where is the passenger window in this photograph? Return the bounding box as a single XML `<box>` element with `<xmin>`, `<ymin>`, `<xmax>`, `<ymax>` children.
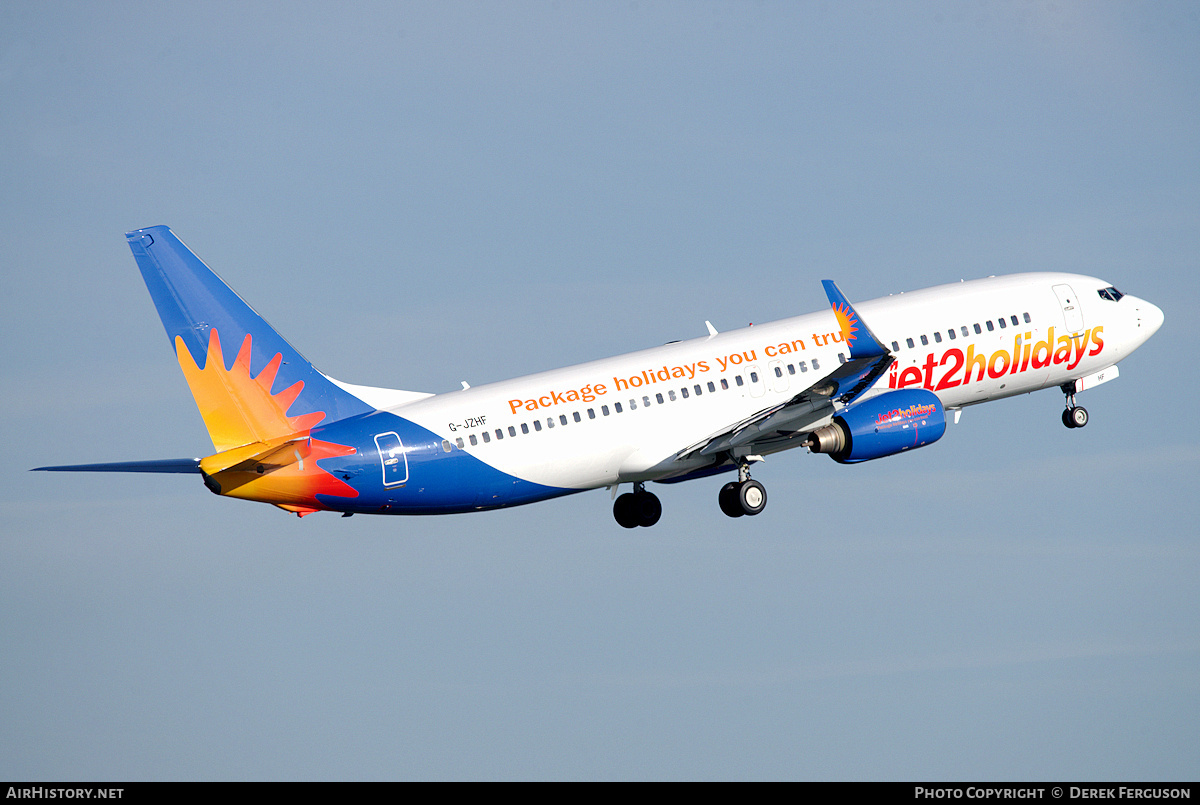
<box><xmin>720</xmin><ymin>378</ymin><xmax>729</xmax><ymax>390</ymax></box>
<box><xmin>587</xmin><ymin>408</ymin><xmax>595</xmax><ymax>419</ymax></box>
<box><xmin>1023</xmin><ymin>312</ymin><xmax>1031</xmax><ymax>323</ymax></box>
<box><xmin>669</xmin><ymin>389</ymin><xmax>678</xmax><ymax>401</ymax></box>
<box><xmin>521</xmin><ymin>423</ymin><xmax>529</xmax><ymax>434</ymax></box>
<box><xmin>572</xmin><ymin>411</ymin><xmax>581</xmax><ymax>423</ymax></box>
<box><xmin>481</xmin><ymin>431</ymin><xmax>490</xmax><ymax>443</ymax></box>
<box><xmin>986</xmin><ymin>321</ymin><xmax>994</xmax><ymax>331</ymax></box>
<box><xmin>707</xmin><ymin>381</ymin><xmax>716</xmax><ymax>392</ymax></box>
<box><xmin>906</xmin><ymin>338</ymin><xmax>915</xmax><ymax>348</ymax></box>
<box><xmin>775</xmin><ymin>366</ymin><xmax>783</xmax><ymax>377</ymax></box>
<box><xmin>629</xmin><ymin>399</ymin><xmax>637</xmax><ymax>410</ymax></box>
<box><xmin>812</xmin><ymin>359</ymin><xmax>820</xmax><ymax>370</ymax></box>
<box><xmin>602</xmin><ymin>405</ymin><xmax>610</xmax><ymax>416</ymax></box>
<box><xmin>749</xmin><ymin>372</ymin><xmax>758</xmax><ymax>383</ymax></box>
<box><xmin>735</xmin><ymin>375</ymin><xmax>744</xmax><ymax>386</ymax></box>
<box><xmin>961</xmin><ymin>326</ymin><xmax>969</xmax><ymax>337</ymax></box>
<box><xmin>787</xmin><ymin>364</ymin><xmax>796</xmax><ymax>375</ymax></box>
<box><xmin>656</xmin><ymin>393</ymin><xmax>664</xmax><ymax>404</ymax></box>
<box><xmin>800</xmin><ymin>361</ymin><xmax>808</xmax><ymax>372</ymax></box>
<box><xmin>838</xmin><ymin>353</ymin><xmax>846</xmax><ymax>364</ymax></box>
<box><xmin>947</xmin><ymin>329</ymin><xmax>956</xmax><ymax>340</ymax></box>
<box><xmin>508</xmin><ymin>426</ymin><xmax>517</xmax><ymax>437</ymax></box>
<box><xmin>557</xmin><ymin>414</ymin><xmax>566</xmax><ymax>426</ymax></box>
<box><xmin>891</xmin><ymin>341</ymin><xmax>899</xmax><ymax>352</ymax></box>
<box><xmin>681</xmin><ymin>387</ymin><xmax>690</xmax><ymax>398</ymax></box>
<box><xmin>934</xmin><ymin>332</ymin><xmax>942</xmax><ymax>343</ymax></box>
<box><xmin>456</xmin><ymin>437</ymin><xmax>465</xmax><ymax>448</ymax></box>
<box><xmin>998</xmin><ymin>317</ymin><xmax>1006</xmax><ymax>329</ymax></box>
<box><xmin>1011</xmin><ymin>315</ymin><xmax>1019</xmax><ymax>326</ymax></box>
<box><xmin>974</xmin><ymin>323</ymin><xmax>982</xmax><ymax>334</ymax></box>
<box><xmin>533</xmin><ymin>420</ymin><xmax>542</xmax><ymax>431</ymax></box>
<box><xmin>494</xmin><ymin>429</ymin><xmax>503</xmax><ymax>440</ymax></box>
<box><xmin>547</xmin><ymin>417</ymin><xmax>555</xmax><ymax>429</ymax></box>
<box><xmin>920</xmin><ymin>335</ymin><xmax>929</xmax><ymax>346</ymax></box>
<box><xmin>469</xmin><ymin>434</ymin><xmax>478</xmax><ymax>446</ymax></box>
<box><xmin>442</xmin><ymin>439</ymin><xmax>452</xmax><ymax>453</ymax></box>
<box><xmin>614</xmin><ymin>402</ymin><xmax>623</xmax><ymax>413</ymax></box>
<box><xmin>643</xmin><ymin>396</ymin><xmax>651</xmax><ymax>408</ymax></box>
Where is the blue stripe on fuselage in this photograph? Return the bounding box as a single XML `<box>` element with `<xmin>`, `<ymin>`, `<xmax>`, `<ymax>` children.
<box><xmin>312</xmin><ymin>411</ymin><xmax>576</xmax><ymax>514</ymax></box>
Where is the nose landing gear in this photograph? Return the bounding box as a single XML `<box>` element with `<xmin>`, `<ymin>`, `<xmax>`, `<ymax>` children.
<box><xmin>1061</xmin><ymin>383</ymin><xmax>1089</xmax><ymax>429</ymax></box>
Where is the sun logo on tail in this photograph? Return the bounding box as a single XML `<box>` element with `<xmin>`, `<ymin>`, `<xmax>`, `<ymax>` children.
<box><xmin>832</xmin><ymin>301</ymin><xmax>860</xmax><ymax>349</ymax></box>
<box><xmin>176</xmin><ymin>329</ymin><xmax>325</xmax><ymax>452</ymax></box>
<box><xmin>177</xmin><ymin>329</ymin><xmax>358</xmax><ymax>515</ymax></box>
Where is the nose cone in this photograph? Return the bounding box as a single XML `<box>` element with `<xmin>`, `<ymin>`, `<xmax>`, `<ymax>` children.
<box><xmin>1140</xmin><ymin>299</ymin><xmax>1165</xmax><ymax>338</ymax></box>
<box><xmin>1126</xmin><ymin>296</ymin><xmax>1164</xmax><ymax>348</ymax></box>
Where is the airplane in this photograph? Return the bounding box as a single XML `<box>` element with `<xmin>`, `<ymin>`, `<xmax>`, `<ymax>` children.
<box><xmin>35</xmin><ymin>225</ymin><xmax>1164</xmax><ymax>527</ymax></box>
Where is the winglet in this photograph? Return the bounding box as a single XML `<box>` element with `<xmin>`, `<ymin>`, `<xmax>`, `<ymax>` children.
<box><xmin>821</xmin><ymin>280</ymin><xmax>889</xmax><ymax>359</ymax></box>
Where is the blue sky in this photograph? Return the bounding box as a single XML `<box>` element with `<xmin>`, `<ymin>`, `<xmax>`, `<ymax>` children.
<box><xmin>2</xmin><ymin>1</ymin><xmax>1198</xmax><ymax>780</ymax></box>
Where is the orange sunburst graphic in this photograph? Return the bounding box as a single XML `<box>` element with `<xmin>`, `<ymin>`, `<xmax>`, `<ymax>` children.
<box><xmin>832</xmin><ymin>302</ymin><xmax>860</xmax><ymax>348</ymax></box>
<box><xmin>177</xmin><ymin>329</ymin><xmax>325</xmax><ymax>452</ymax></box>
<box><xmin>178</xmin><ymin>329</ymin><xmax>358</xmax><ymax>513</ymax></box>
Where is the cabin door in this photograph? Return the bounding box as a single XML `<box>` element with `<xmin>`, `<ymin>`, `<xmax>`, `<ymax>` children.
<box><xmin>374</xmin><ymin>432</ymin><xmax>409</xmax><ymax>487</ymax></box>
<box><xmin>1052</xmin><ymin>284</ymin><xmax>1085</xmax><ymax>335</ymax></box>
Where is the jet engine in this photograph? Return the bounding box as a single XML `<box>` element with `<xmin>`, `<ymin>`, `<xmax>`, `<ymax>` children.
<box><xmin>806</xmin><ymin>389</ymin><xmax>946</xmax><ymax>464</ymax></box>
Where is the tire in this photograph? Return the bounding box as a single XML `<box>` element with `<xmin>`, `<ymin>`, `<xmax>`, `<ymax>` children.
<box><xmin>1070</xmin><ymin>406</ymin><xmax>1088</xmax><ymax>428</ymax></box>
<box><xmin>719</xmin><ymin>482</ymin><xmax>744</xmax><ymax>518</ymax></box>
<box><xmin>613</xmin><ymin>493</ymin><xmax>639</xmax><ymax>528</ymax></box>
<box><xmin>738</xmin><ymin>479</ymin><xmax>767</xmax><ymax>516</ymax></box>
<box><xmin>1062</xmin><ymin>408</ymin><xmax>1076</xmax><ymax>428</ymax></box>
<box><xmin>635</xmin><ymin>492</ymin><xmax>662</xmax><ymax>528</ymax></box>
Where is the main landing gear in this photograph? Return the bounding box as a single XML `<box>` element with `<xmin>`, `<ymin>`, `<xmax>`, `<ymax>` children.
<box><xmin>613</xmin><ymin>483</ymin><xmax>662</xmax><ymax>528</ymax></box>
<box><xmin>1061</xmin><ymin>383</ymin><xmax>1089</xmax><ymax>429</ymax></box>
<box><xmin>718</xmin><ymin>462</ymin><xmax>767</xmax><ymax>518</ymax></box>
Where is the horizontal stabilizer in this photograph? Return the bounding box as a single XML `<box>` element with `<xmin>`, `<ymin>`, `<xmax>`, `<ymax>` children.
<box><xmin>32</xmin><ymin>458</ymin><xmax>202</xmax><ymax>473</ymax></box>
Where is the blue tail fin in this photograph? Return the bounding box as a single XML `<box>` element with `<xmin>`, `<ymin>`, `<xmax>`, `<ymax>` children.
<box><xmin>126</xmin><ymin>226</ymin><xmax>373</xmax><ymax>451</ymax></box>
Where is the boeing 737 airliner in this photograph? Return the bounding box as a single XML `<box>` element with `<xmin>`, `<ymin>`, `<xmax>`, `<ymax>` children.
<box><xmin>35</xmin><ymin>226</ymin><xmax>1164</xmax><ymax>527</ymax></box>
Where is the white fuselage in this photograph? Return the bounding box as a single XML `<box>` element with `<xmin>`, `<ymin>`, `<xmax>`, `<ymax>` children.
<box><xmin>382</xmin><ymin>272</ymin><xmax>1163</xmax><ymax>490</ymax></box>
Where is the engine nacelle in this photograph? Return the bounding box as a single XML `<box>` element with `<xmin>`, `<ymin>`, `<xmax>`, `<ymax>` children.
<box><xmin>807</xmin><ymin>389</ymin><xmax>946</xmax><ymax>464</ymax></box>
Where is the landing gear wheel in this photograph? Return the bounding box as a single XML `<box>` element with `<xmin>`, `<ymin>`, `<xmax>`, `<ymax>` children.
<box><xmin>613</xmin><ymin>493</ymin><xmax>639</xmax><ymax>528</ymax></box>
<box><xmin>635</xmin><ymin>491</ymin><xmax>662</xmax><ymax>527</ymax></box>
<box><xmin>1062</xmin><ymin>406</ymin><xmax>1089</xmax><ymax>429</ymax></box>
<box><xmin>1069</xmin><ymin>406</ymin><xmax>1088</xmax><ymax>429</ymax></box>
<box><xmin>719</xmin><ymin>479</ymin><xmax>768</xmax><ymax>517</ymax></box>
<box><xmin>719</xmin><ymin>482</ymin><xmax>744</xmax><ymax>518</ymax></box>
<box><xmin>738</xmin><ymin>479</ymin><xmax>767</xmax><ymax>516</ymax></box>
<box><xmin>614</xmin><ymin>489</ymin><xmax>662</xmax><ymax>528</ymax></box>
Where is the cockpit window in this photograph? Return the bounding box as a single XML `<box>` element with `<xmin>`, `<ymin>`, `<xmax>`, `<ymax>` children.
<box><xmin>1097</xmin><ymin>286</ymin><xmax>1125</xmax><ymax>302</ymax></box>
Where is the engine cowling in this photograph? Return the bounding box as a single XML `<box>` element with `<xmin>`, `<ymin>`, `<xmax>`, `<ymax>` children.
<box><xmin>806</xmin><ymin>389</ymin><xmax>946</xmax><ymax>464</ymax></box>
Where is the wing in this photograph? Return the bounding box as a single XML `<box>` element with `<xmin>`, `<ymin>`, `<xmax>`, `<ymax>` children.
<box><xmin>673</xmin><ymin>280</ymin><xmax>893</xmax><ymax>462</ymax></box>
